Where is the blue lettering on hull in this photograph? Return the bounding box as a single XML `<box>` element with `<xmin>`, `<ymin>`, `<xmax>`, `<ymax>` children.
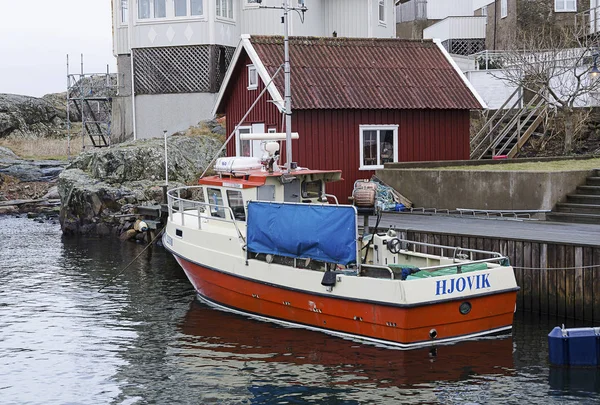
<box><xmin>435</xmin><ymin>273</ymin><xmax>491</xmax><ymax>296</ymax></box>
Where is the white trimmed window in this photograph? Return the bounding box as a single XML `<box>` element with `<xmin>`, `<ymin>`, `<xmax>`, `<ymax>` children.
<box><xmin>121</xmin><ymin>0</ymin><xmax>129</xmax><ymax>24</ymax></box>
<box><xmin>500</xmin><ymin>0</ymin><xmax>507</xmax><ymax>18</ymax></box>
<box><xmin>138</xmin><ymin>0</ymin><xmax>166</xmax><ymax>19</ymax></box>
<box><xmin>248</xmin><ymin>65</ymin><xmax>258</xmax><ymax>90</ymax></box>
<box><xmin>378</xmin><ymin>0</ymin><xmax>385</xmax><ymax>24</ymax></box>
<box><xmin>216</xmin><ymin>0</ymin><xmax>234</xmax><ymax>19</ymax></box>
<box><xmin>246</xmin><ymin>0</ymin><xmax>261</xmax><ymax>7</ymax></box>
<box><xmin>174</xmin><ymin>0</ymin><xmax>204</xmax><ymax>17</ymax></box>
<box><xmin>359</xmin><ymin>125</ymin><xmax>398</xmax><ymax>170</ymax></box>
<box><xmin>555</xmin><ymin>0</ymin><xmax>577</xmax><ymax>12</ymax></box>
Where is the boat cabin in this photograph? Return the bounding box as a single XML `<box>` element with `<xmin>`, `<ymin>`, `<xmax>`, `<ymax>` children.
<box><xmin>194</xmin><ymin>156</ymin><xmax>342</xmax><ymax>223</ymax></box>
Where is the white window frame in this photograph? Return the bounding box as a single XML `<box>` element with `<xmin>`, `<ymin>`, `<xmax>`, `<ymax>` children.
<box><xmin>137</xmin><ymin>0</ymin><xmax>167</xmax><ymax>20</ymax></box>
<box><xmin>359</xmin><ymin>125</ymin><xmax>398</xmax><ymax>170</ymax></box>
<box><xmin>247</xmin><ymin>65</ymin><xmax>258</xmax><ymax>90</ymax></box>
<box><xmin>555</xmin><ymin>0</ymin><xmax>577</xmax><ymax>12</ymax></box>
<box><xmin>500</xmin><ymin>0</ymin><xmax>507</xmax><ymax>19</ymax></box>
<box><xmin>378</xmin><ymin>0</ymin><xmax>386</xmax><ymax>25</ymax></box>
<box><xmin>216</xmin><ymin>0</ymin><xmax>234</xmax><ymax>21</ymax></box>
<box><xmin>173</xmin><ymin>0</ymin><xmax>205</xmax><ymax>19</ymax></box>
<box><xmin>236</xmin><ymin>126</ymin><xmax>252</xmax><ymax>157</ymax></box>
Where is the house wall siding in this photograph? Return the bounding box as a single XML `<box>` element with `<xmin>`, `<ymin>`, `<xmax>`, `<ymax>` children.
<box><xmin>224</xmin><ymin>55</ymin><xmax>470</xmax><ymax>200</ymax></box>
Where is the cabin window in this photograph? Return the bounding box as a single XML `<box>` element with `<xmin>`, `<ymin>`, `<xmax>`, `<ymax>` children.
<box><xmin>359</xmin><ymin>125</ymin><xmax>398</xmax><ymax>170</ymax></box>
<box><xmin>121</xmin><ymin>0</ymin><xmax>129</xmax><ymax>24</ymax></box>
<box><xmin>378</xmin><ymin>0</ymin><xmax>385</xmax><ymax>24</ymax></box>
<box><xmin>227</xmin><ymin>190</ymin><xmax>246</xmax><ymax>221</ymax></box>
<box><xmin>555</xmin><ymin>0</ymin><xmax>576</xmax><ymax>12</ymax></box>
<box><xmin>207</xmin><ymin>188</ymin><xmax>225</xmax><ymax>218</ymax></box>
<box><xmin>302</xmin><ymin>180</ymin><xmax>322</xmax><ymax>200</ymax></box>
<box><xmin>216</xmin><ymin>0</ymin><xmax>234</xmax><ymax>19</ymax></box>
<box><xmin>138</xmin><ymin>0</ymin><xmax>166</xmax><ymax>19</ymax></box>
<box><xmin>248</xmin><ymin>65</ymin><xmax>258</xmax><ymax>90</ymax></box>
<box><xmin>500</xmin><ymin>0</ymin><xmax>507</xmax><ymax>18</ymax></box>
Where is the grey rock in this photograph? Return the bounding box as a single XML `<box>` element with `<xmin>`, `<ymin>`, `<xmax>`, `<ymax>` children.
<box><xmin>0</xmin><ymin>94</ymin><xmax>65</xmax><ymax>139</ymax></box>
<box><xmin>58</xmin><ymin>134</ymin><xmax>222</xmax><ymax>236</ymax></box>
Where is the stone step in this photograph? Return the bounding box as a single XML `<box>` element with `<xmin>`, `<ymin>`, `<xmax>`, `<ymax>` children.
<box><xmin>566</xmin><ymin>194</ymin><xmax>600</xmax><ymax>205</ymax></box>
<box><xmin>576</xmin><ymin>185</ymin><xmax>600</xmax><ymax>195</ymax></box>
<box><xmin>546</xmin><ymin>212</ymin><xmax>600</xmax><ymax>225</ymax></box>
<box><xmin>587</xmin><ymin>177</ymin><xmax>600</xmax><ymax>186</ymax></box>
<box><xmin>555</xmin><ymin>203</ymin><xmax>600</xmax><ymax>214</ymax></box>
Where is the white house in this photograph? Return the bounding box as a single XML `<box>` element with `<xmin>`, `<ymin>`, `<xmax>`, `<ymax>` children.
<box><xmin>112</xmin><ymin>0</ymin><xmax>397</xmax><ymax>141</ymax></box>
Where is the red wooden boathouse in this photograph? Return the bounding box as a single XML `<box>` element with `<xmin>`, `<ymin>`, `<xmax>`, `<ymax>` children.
<box><xmin>213</xmin><ymin>35</ymin><xmax>484</xmax><ymax>201</ymax></box>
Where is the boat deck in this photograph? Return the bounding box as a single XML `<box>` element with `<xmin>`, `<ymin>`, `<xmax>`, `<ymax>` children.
<box><xmin>373</xmin><ymin>213</ymin><xmax>600</xmax><ymax>247</ymax></box>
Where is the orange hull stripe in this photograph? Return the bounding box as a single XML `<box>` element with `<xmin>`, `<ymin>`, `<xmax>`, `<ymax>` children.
<box><xmin>176</xmin><ymin>257</ymin><xmax>516</xmax><ymax>345</ymax></box>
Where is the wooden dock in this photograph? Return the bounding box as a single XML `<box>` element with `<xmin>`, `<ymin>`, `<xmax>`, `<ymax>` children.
<box><xmin>372</xmin><ymin>213</ymin><xmax>600</xmax><ymax>322</ymax></box>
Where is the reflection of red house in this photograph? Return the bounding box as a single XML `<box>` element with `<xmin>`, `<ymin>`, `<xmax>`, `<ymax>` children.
<box><xmin>213</xmin><ymin>35</ymin><xmax>484</xmax><ymax>200</ymax></box>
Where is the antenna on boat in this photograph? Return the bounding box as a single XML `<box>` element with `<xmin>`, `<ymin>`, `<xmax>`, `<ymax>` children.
<box><xmin>257</xmin><ymin>0</ymin><xmax>307</xmax><ymax>173</ymax></box>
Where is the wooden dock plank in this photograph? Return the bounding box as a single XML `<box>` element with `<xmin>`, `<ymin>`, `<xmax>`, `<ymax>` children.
<box><xmin>531</xmin><ymin>242</ymin><xmax>541</xmax><ymax>315</ymax></box>
<box><xmin>594</xmin><ymin>248</ymin><xmax>600</xmax><ymax>323</ymax></box>
<box><xmin>548</xmin><ymin>244</ymin><xmax>557</xmax><ymax>318</ymax></box>
<box><xmin>574</xmin><ymin>247</ymin><xmax>584</xmax><ymax>321</ymax></box>
<box><xmin>540</xmin><ymin>243</ymin><xmax>548</xmax><ymax>316</ymax></box>
<box><xmin>565</xmin><ymin>245</ymin><xmax>575</xmax><ymax>320</ymax></box>
<box><xmin>557</xmin><ymin>245</ymin><xmax>567</xmax><ymax>318</ymax></box>
<box><xmin>522</xmin><ymin>242</ymin><xmax>532</xmax><ymax>312</ymax></box>
<box><xmin>515</xmin><ymin>241</ymin><xmax>524</xmax><ymax>310</ymax></box>
<box><xmin>583</xmin><ymin>247</ymin><xmax>594</xmax><ymax>322</ymax></box>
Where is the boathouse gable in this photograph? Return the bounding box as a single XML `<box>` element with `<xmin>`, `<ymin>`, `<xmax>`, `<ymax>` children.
<box><xmin>215</xmin><ymin>35</ymin><xmax>483</xmax><ymax>200</ymax></box>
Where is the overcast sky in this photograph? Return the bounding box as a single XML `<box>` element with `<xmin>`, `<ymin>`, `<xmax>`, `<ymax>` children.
<box><xmin>0</xmin><ymin>0</ymin><xmax>116</xmax><ymax>97</ymax></box>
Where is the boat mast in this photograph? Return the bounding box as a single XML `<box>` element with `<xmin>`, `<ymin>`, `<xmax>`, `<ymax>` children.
<box><xmin>259</xmin><ymin>0</ymin><xmax>307</xmax><ymax>173</ymax></box>
<box><xmin>283</xmin><ymin>0</ymin><xmax>292</xmax><ymax>173</ymax></box>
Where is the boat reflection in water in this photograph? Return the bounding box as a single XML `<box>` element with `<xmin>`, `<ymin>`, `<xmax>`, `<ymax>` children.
<box><xmin>178</xmin><ymin>299</ymin><xmax>515</xmax><ymax>398</ymax></box>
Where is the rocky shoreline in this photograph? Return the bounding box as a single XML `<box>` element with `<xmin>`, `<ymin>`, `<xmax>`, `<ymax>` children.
<box><xmin>0</xmin><ymin>127</ymin><xmax>223</xmax><ymax>243</ymax></box>
<box><xmin>0</xmin><ymin>146</ymin><xmax>65</xmax><ymax>217</ymax></box>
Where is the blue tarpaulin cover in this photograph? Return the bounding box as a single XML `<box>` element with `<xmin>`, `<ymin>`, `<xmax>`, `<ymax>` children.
<box><xmin>247</xmin><ymin>202</ymin><xmax>357</xmax><ymax>265</ymax></box>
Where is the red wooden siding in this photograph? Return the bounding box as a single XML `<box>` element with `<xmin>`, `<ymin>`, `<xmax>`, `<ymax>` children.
<box><xmin>225</xmin><ymin>54</ymin><xmax>470</xmax><ymax>201</ymax></box>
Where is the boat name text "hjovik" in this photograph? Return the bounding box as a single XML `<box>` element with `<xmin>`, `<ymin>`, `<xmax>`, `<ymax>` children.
<box><xmin>435</xmin><ymin>273</ymin><xmax>491</xmax><ymax>295</ymax></box>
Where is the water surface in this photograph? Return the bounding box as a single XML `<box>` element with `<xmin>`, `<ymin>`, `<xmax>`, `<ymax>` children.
<box><xmin>0</xmin><ymin>216</ymin><xmax>598</xmax><ymax>404</ymax></box>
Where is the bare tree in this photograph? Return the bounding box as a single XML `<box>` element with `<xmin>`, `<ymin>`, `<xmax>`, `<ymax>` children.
<box><xmin>489</xmin><ymin>26</ymin><xmax>600</xmax><ymax>153</ymax></box>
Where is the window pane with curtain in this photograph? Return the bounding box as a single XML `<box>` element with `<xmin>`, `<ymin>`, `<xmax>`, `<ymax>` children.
<box><xmin>216</xmin><ymin>0</ymin><xmax>222</xmax><ymax>16</ymax></box>
<box><xmin>154</xmin><ymin>0</ymin><xmax>166</xmax><ymax>17</ymax></box>
<box><xmin>228</xmin><ymin>0</ymin><xmax>233</xmax><ymax>18</ymax></box>
<box><xmin>138</xmin><ymin>0</ymin><xmax>150</xmax><ymax>19</ymax></box>
<box><xmin>380</xmin><ymin>130</ymin><xmax>394</xmax><ymax>164</ymax></box>
<box><xmin>174</xmin><ymin>0</ymin><xmax>187</xmax><ymax>16</ymax></box>
<box><xmin>239</xmin><ymin>128</ymin><xmax>251</xmax><ymax>157</ymax></box>
<box><xmin>363</xmin><ymin>130</ymin><xmax>377</xmax><ymax>167</ymax></box>
<box><xmin>191</xmin><ymin>0</ymin><xmax>203</xmax><ymax>15</ymax></box>
<box><xmin>378</xmin><ymin>0</ymin><xmax>385</xmax><ymax>22</ymax></box>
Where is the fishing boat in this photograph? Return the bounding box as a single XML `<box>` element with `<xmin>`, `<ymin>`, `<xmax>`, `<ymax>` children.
<box><xmin>163</xmin><ymin>0</ymin><xmax>518</xmax><ymax>349</ymax></box>
<box><xmin>163</xmin><ymin>148</ymin><xmax>519</xmax><ymax>349</ymax></box>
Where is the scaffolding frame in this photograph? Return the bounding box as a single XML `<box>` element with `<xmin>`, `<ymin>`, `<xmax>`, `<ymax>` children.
<box><xmin>66</xmin><ymin>54</ymin><xmax>119</xmax><ymax>158</ymax></box>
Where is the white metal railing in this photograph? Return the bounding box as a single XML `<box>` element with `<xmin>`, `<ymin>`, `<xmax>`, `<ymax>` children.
<box><xmin>456</xmin><ymin>208</ymin><xmax>551</xmax><ymax>220</ymax></box>
<box><xmin>166</xmin><ymin>186</ymin><xmax>246</xmax><ymax>242</ymax></box>
<box><xmin>361</xmin><ymin>238</ymin><xmax>510</xmax><ymax>280</ymax></box>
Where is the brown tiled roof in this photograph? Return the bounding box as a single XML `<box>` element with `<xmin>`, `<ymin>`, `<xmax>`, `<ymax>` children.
<box><xmin>250</xmin><ymin>36</ymin><xmax>482</xmax><ymax>110</ymax></box>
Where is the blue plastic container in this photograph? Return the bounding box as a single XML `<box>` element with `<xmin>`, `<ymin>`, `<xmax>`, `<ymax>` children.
<box><xmin>548</xmin><ymin>326</ymin><xmax>600</xmax><ymax>366</ymax></box>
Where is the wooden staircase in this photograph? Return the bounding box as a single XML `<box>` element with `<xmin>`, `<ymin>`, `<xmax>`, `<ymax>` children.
<box><xmin>547</xmin><ymin>169</ymin><xmax>600</xmax><ymax>224</ymax></box>
<box><xmin>470</xmin><ymin>89</ymin><xmax>548</xmax><ymax>160</ymax></box>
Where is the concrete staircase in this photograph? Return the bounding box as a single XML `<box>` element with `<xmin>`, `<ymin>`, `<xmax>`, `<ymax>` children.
<box><xmin>547</xmin><ymin>169</ymin><xmax>600</xmax><ymax>224</ymax></box>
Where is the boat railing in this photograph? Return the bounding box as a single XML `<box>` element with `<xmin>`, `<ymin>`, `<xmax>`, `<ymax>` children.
<box><xmin>166</xmin><ymin>186</ymin><xmax>245</xmax><ymax>241</ymax></box>
<box><xmin>361</xmin><ymin>237</ymin><xmax>510</xmax><ymax>280</ymax></box>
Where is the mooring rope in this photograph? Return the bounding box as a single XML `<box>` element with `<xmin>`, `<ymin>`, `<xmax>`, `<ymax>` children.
<box><xmin>512</xmin><ymin>264</ymin><xmax>600</xmax><ymax>271</ymax></box>
<box><xmin>97</xmin><ymin>227</ymin><xmax>165</xmax><ymax>293</ymax></box>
